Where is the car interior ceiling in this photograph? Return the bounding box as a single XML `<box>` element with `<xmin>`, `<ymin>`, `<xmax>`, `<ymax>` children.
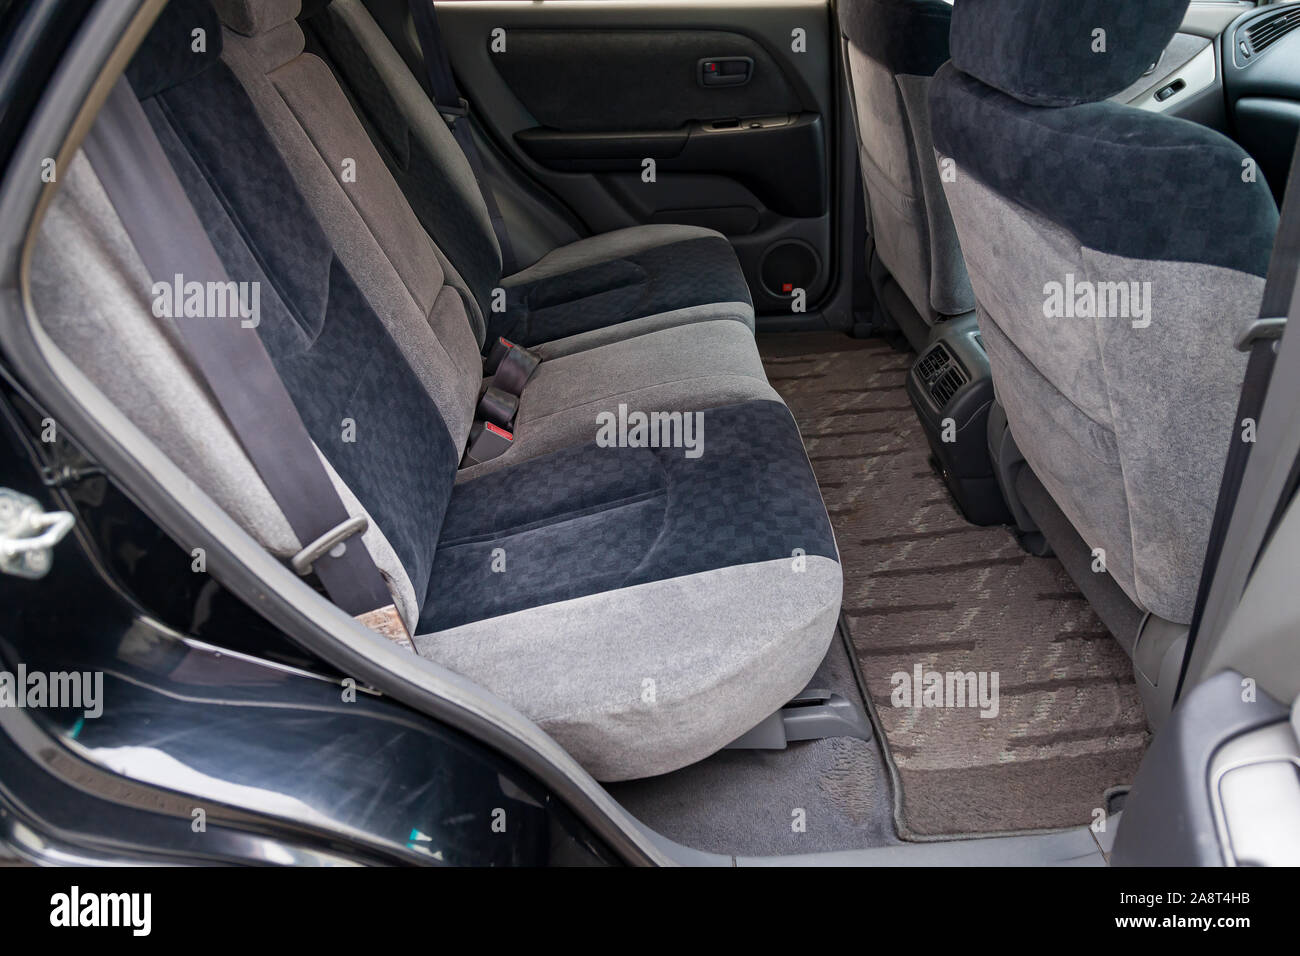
<box><xmin>11</xmin><ymin>0</ymin><xmax>1300</xmax><ymax>860</ymax></box>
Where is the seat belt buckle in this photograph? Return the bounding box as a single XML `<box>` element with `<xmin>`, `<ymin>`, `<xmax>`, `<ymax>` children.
<box><xmin>462</xmin><ymin>421</ymin><xmax>514</xmax><ymax>467</ymax></box>
<box><xmin>438</xmin><ymin>96</ymin><xmax>470</xmax><ymax>127</ymax></box>
<box><xmin>1235</xmin><ymin>316</ymin><xmax>1286</xmax><ymax>352</ymax></box>
<box><xmin>485</xmin><ymin>336</ymin><xmax>540</xmax><ymax>395</ymax></box>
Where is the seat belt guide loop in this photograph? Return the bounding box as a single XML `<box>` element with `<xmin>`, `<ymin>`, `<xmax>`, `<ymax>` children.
<box><xmin>290</xmin><ymin>514</ymin><xmax>369</xmax><ymax>576</ymax></box>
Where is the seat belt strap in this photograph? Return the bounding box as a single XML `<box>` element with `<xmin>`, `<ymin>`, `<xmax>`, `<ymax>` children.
<box><xmin>82</xmin><ymin>78</ymin><xmax>413</xmax><ymax>650</ymax></box>
<box><xmin>1179</xmin><ymin>134</ymin><xmax>1300</xmax><ymax>691</ymax></box>
<box><xmin>484</xmin><ymin>336</ymin><xmax>540</xmax><ymax>395</ymax></box>
<box><xmin>407</xmin><ymin>0</ymin><xmax>517</xmax><ymax>274</ymax></box>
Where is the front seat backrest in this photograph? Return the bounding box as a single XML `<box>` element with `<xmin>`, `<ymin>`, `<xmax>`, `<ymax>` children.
<box><xmin>837</xmin><ymin>0</ymin><xmax>974</xmax><ymax>331</ymax></box>
<box><xmin>930</xmin><ymin>0</ymin><xmax>1279</xmax><ymax>625</ymax></box>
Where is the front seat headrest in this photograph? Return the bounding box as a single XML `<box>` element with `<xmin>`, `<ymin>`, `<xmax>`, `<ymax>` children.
<box><xmin>950</xmin><ymin>0</ymin><xmax>1191</xmax><ymax>107</ymax></box>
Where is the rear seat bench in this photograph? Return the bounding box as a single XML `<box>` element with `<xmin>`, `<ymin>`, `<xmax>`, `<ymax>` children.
<box><xmin>29</xmin><ymin>0</ymin><xmax>842</xmax><ymax>781</ymax></box>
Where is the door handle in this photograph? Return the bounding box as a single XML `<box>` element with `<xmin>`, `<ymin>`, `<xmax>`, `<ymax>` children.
<box><xmin>698</xmin><ymin>56</ymin><xmax>753</xmax><ymax>88</ymax></box>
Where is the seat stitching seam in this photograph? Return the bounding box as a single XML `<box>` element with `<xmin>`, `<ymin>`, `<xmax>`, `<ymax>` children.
<box><xmin>436</xmin><ymin>487</ymin><xmax>667</xmax><ymax>548</ymax></box>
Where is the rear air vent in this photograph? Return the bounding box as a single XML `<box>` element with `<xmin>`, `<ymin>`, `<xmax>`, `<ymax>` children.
<box><xmin>912</xmin><ymin>342</ymin><xmax>968</xmax><ymax>409</ymax></box>
<box><xmin>1243</xmin><ymin>7</ymin><xmax>1300</xmax><ymax>58</ymax></box>
<box><xmin>915</xmin><ymin>342</ymin><xmax>952</xmax><ymax>382</ymax></box>
<box><xmin>930</xmin><ymin>366</ymin><xmax>968</xmax><ymax>406</ymax></box>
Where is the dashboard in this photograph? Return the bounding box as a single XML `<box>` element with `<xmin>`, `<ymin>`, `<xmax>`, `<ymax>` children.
<box><xmin>1118</xmin><ymin>0</ymin><xmax>1300</xmax><ymax>203</ymax></box>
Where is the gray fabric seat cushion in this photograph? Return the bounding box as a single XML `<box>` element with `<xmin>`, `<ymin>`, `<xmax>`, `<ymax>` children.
<box><xmin>419</xmin><ymin>401</ymin><xmax>842</xmax><ymax>780</ymax></box>
<box><xmin>464</xmin><ymin>319</ymin><xmax>780</xmax><ymax>479</ymax></box>
<box><xmin>417</xmin><ymin>554</ymin><xmax>841</xmax><ymax>781</ymax></box>
<box><xmin>427</xmin><ymin>399</ymin><xmax>837</xmax><ymax>631</ymax></box>
<box><xmin>497</xmin><ymin>225</ymin><xmax>754</xmax><ymax>348</ymax></box>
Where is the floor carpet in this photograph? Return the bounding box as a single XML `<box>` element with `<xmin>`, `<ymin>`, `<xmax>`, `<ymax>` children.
<box><xmin>608</xmin><ymin>619</ymin><xmax>897</xmax><ymax>857</ymax></box>
<box><xmin>758</xmin><ymin>332</ymin><xmax>1149</xmax><ymax>837</ymax></box>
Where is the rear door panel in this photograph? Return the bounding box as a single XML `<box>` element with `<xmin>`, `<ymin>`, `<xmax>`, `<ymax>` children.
<box><xmin>438</xmin><ymin>0</ymin><xmax>838</xmax><ymax>317</ymax></box>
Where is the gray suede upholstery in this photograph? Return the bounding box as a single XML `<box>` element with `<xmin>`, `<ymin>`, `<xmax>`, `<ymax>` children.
<box><xmin>300</xmin><ymin>0</ymin><xmax>502</xmax><ymax>324</ymax></box>
<box><xmin>217</xmin><ymin>8</ymin><xmax>766</xmax><ymax>474</ymax></box>
<box><xmin>300</xmin><ymin>0</ymin><xmax>755</xmax><ymax>350</ymax></box>
<box><xmin>931</xmin><ymin>0</ymin><xmax>1278</xmax><ymax>626</ymax></box>
<box><xmin>896</xmin><ymin>75</ymin><xmax>972</xmax><ymax>318</ymax></box>
<box><xmin>416</xmin><ymin>557</ymin><xmax>842</xmax><ymax>782</ymax></box>
<box><xmin>27</xmin><ymin>0</ymin><xmax>841</xmax><ymax>782</ymax></box>
<box><xmin>929</xmin><ymin>65</ymin><xmax>1279</xmax><ymax>277</ymax></box>
<box><xmin>138</xmin><ymin>52</ymin><xmax>462</xmax><ymax>629</ymax></box>
<box><xmin>459</xmin><ymin>320</ymin><xmax>780</xmax><ymax>479</ymax></box>
<box><xmin>221</xmin><ymin>18</ymin><xmax>485</xmax><ymax>450</ymax></box>
<box><xmin>33</xmin><ymin>154</ymin><xmax>426</xmax><ymax>630</ymax></box>
<box><xmin>837</xmin><ymin>0</ymin><xmax>973</xmax><ymax>329</ymax></box>
<box><xmin>529</xmin><ymin>302</ymin><xmax>754</xmax><ymax>361</ymax></box>
<box><xmin>424</xmin><ymin>400</ymin><xmax>838</xmax><ymax>633</ymax></box>
<box><xmin>495</xmin><ymin>233</ymin><xmax>752</xmax><ymax>347</ymax></box>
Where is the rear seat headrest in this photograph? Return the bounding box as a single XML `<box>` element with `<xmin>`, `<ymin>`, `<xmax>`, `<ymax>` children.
<box><xmin>125</xmin><ymin>0</ymin><xmax>223</xmax><ymax>99</ymax></box>
<box><xmin>212</xmin><ymin>0</ymin><xmax>302</xmax><ymax>37</ymax></box>
<box><xmin>950</xmin><ymin>0</ymin><xmax>1190</xmax><ymax>107</ymax></box>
